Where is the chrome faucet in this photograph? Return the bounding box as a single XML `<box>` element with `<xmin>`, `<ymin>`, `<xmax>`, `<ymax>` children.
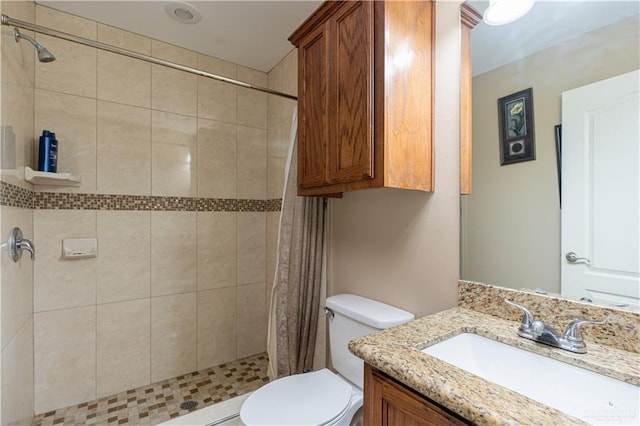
<box><xmin>504</xmin><ymin>298</ymin><xmax>604</xmax><ymax>354</ymax></box>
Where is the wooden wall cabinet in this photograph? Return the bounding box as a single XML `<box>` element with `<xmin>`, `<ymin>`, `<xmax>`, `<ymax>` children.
<box><xmin>289</xmin><ymin>1</ymin><xmax>434</xmax><ymax>196</ymax></box>
<box><xmin>364</xmin><ymin>364</ymin><xmax>472</xmax><ymax>426</ymax></box>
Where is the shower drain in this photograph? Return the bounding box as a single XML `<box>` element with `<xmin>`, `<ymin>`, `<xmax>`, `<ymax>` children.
<box><xmin>180</xmin><ymin>400</ymin><xmax>199</xmax><ymax>410</ymax></box>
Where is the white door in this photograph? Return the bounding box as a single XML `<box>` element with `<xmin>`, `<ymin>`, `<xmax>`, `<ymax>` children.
<box><xmin>561</xmin><ymin>70</ymin><xmax>640</xmax><ymax>307</ymax></box>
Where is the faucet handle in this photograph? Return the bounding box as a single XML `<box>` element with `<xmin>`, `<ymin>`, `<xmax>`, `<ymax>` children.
<box><xmin>8</xmin><ymin>227</ymin><xmax>35</xmax><ymax>262</ymax></box>
<box><xmin>17</xmin><ymin>239</ymin><xmax>35</xmax><ymax>260</ymax></box>
<box><xmin>504</xmin><ymin>298</ymin><xmax>535</xmax><ymax>330</ymax></box>
<box><xmin>564</xmin><ymin>319</ymin><xmax>606</xmax><ymax>342</ymax></box>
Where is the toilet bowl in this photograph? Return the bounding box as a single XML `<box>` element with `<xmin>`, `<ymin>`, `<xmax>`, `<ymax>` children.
<box><xmin>240</xmin><ymin>369</ymin><xmax>362</xmax><ymax>426</ymax></box>
<box><xmin>240</xmin><ymin>294</ymin><xmax>414</xmax><ymax>426</ymax></box>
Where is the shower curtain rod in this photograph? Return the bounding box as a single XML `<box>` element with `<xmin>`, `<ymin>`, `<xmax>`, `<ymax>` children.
<box><xmin>0</xmin><ymin>13</ymin><xmax>298</xmax><ymax>101</ymax></box>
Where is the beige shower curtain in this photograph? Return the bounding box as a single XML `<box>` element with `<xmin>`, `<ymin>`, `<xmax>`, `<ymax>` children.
<box><xmin>266</xmin><ymin>108</ymin><xmax>326</xmax><ymax>379</ymax></box>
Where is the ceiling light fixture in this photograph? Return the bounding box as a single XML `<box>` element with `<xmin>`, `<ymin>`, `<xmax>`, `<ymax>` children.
<box><xmin>165</xmin><ymin>1</ymin><xmax>202</xmax><ymax>24</ymax></box>
<box><xmin>483</xmin><ymin>0</ymin><xmax>535</xmax><ymax>26</ymax></box>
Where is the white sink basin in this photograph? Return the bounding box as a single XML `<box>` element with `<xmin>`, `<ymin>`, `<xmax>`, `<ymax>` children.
<box><xmin>422</xmin><ymin>333</ymin><xmax>639</xmax><ymax>425</ymax></box>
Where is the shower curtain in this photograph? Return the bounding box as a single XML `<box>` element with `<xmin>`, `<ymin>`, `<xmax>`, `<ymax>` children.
<box><xmin>266</xmin><ymin>107</ymin><xmax>326</xmax><ymax>379</ymax></box>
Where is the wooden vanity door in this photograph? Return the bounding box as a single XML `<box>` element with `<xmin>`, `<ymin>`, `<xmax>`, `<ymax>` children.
<box><xmin>328</xmin><ymin>0</ymin><xmax>375</xmax><ymax>185</ymax></box>
<box><xmin>364</xmin><ymin>364</ymin><xmax>470</xmax><ymax>426</ymax></box>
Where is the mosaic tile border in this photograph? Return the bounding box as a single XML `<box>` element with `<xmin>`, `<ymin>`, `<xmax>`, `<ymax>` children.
<box><xmin>1</xmin><ymin>181</ymin><xmax>282</xmax><ymax>212</ymax></box>
<box><xmin>0</xmin><ymin>181</ymin><xmax>35</xmax><ymax>209</ymax></box>
<box><xmin>32</xmin><ymin>353</ymin><xmax>269</xmax><ymax>426</ymax></box>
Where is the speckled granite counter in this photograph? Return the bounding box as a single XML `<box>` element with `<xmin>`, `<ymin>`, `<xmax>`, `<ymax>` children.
<box><xmin>348</xmin><ymin>283</ymin><xmax>640</xmax><ymax>425</ymax></box>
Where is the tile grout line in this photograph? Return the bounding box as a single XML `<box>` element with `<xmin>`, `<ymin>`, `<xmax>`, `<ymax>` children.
<box><xmin>148</xmin><ymin>208</ymin><xmax>153</xmax><ymax>390</ymax></box>
<box><xmin>149</xmin><ymin>52</ymin><xmax>155</xmax><ymax>393</ymax></box>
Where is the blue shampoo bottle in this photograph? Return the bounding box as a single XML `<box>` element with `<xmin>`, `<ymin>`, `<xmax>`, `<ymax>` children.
<box><xmin>37</xmin><ymin>130</ymin><xmax>58</xmax><ymax>172</ymax></box>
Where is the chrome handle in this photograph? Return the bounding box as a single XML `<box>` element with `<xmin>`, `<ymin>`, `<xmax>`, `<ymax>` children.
<box><xmin>18</xmin><ymin>239</ymin><xmax>35</xmax><ymax>259</ymax></box>
<box><xmin>504</xmin><ymin>298</ymin><xmax>534</xmax><ymax>329</ymax></box>
<box><xmin>7</xmin><ymin>227</ymin><xmax>35</xmax><ymax>261</ymax></box>
<box><xmin>566</xmin><ymin>252</ymin><xmax>590</xmax><ymax>264</ymax></box>
<box><xmin>324</xmin><ymin>307</ymin><xmax>334</xmax><ymax>319</ymax></box>
<box><xmin>564</xmin><ymin>319</ymin><xmax>605</xmax><ymax>341</ymax></box>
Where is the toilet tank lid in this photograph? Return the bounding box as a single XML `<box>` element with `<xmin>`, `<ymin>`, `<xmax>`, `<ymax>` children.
<box><xmin>326</xmin><ymin>294</ymin><xmax>415</xmax><ymax>329</ymax></box>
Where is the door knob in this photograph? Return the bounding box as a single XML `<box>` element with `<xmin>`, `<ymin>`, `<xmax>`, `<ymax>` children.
<box><xmin>565</xmin><ymin>251</ymin><xmax>590</xmax><ymax>264</ymax></box>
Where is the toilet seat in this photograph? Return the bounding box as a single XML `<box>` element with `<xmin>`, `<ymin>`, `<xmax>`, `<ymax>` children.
<box><xmin>240</xmin><ymin>368</ymin><xmax>353</xmax><ymax>426</ymax></box>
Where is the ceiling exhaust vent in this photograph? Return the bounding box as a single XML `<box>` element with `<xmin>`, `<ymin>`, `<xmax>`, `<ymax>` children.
<box><xmin>165</xmin><ymin>1</ymin><xmax>202</xmax><ymax>24</ymax></box>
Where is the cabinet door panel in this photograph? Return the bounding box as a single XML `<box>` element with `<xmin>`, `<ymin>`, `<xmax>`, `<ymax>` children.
<box><xmin>330</xmin><ymin>1</ymin><xmax>374</xmax><ymax>184</ymax></box>
<box><xmin>365</xmin><ymin>364</ymin><xmax>470</xmax><ymax>426</ymax></box>
<box><xmin>298</xmin><ymin>25</ymin><xmax>329</xmax><ymax>189</ymax></box>
<box><xmin>383</xmin><ymin>0</ymin><xmax>434</xmax><ymax>191</ymax></box>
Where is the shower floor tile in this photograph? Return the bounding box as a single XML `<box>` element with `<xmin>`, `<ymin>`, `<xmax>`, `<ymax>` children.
<box><xmin>32</xmin><ymin>353</ymin><xmax>269</xmax><ymax>426</ymax></box>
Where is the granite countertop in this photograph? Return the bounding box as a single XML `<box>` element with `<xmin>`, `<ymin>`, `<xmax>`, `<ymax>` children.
<box><xmin>348</xmin><ymin>307</ymin><xmax>640</xmax><ymax>425</ymax></box>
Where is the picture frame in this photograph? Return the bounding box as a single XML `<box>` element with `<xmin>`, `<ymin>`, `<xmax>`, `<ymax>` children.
<box><xmin>555</xmin><ymin>124</ymin><xmax>562</xmax><ymax>207</ymax></box>
<box><xmin>497</xmin><ymin>88</ymin><xmax>535</xmax><ymax>165</ymax></box>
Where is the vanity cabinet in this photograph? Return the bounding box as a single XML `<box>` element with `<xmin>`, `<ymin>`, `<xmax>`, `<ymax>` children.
<box><xmin>364</xmin><ymin>364</ymin><xmax>472</xmax><ymax>426</ymax></box>
<box><xmin>289</xmin><ymin>1</ymin><xmax>434</xmax><ymax>196</ymax></box>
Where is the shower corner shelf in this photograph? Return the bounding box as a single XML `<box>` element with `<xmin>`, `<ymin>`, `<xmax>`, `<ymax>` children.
<box><xmin>25</xmin><ymin>167</ymin><xmax>81</xmax><ymax>187</ymax></box>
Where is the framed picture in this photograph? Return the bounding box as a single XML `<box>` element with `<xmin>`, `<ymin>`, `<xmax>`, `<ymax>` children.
<box><xmin>555</xmin><ymin>124</ymin><xmax>562</xmax><ymax>207</ymax></box>
<box><xmin>497</xmin><ymin>88</ymin><xmax>535</xmax><ymax>165</ymax></box>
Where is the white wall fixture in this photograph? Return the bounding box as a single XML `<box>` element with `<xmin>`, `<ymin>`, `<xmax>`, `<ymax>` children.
<box><xmin>25</xmin><ymin>167</ymin><xmax>80</xmax><ymax>186</ymax></box>
<box><xmin>62</xmin><ymin>238</ymin><xmax>98</xmax><ymax>260</ymax></box>
<box><xmin>164</xmin><ymin>1</ymin><xmax>202</xmax><ymax>24</ymax></box>
<box><xmin>483</xmin><ymin>0</ymin><xmax>534</xmax><ymax>25</ymax></box>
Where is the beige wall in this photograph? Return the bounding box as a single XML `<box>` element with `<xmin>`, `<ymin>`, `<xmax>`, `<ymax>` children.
<box><xmin>328</xmin><ymin>1</ymin><xmax>464</xmax><ymax>319</ymax></box>
<box><xmin>15</xmin><ymin>5</ymin><xmax>274</xmax><ymax>414</ymax></box>
<box><xmin>0</xmin><ymin>0</ymin><xmax>36</xmax><ymax>424</ymax></box>
<box><xmin>461</xmin><ymin>16</ymin><xmax>639</xmax><ymax>293</ymax></box>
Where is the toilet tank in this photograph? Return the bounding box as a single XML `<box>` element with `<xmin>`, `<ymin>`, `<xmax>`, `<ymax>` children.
<box><xmin>325</xmin><ymin>294</ymin><xmax>414</xmax><ymax>390</ymax></box>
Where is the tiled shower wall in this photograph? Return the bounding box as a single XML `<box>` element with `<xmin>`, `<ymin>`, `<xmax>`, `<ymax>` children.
<box><xmin>0</xmin><ymin>3</ymin><xmax>298</xmax><ymax>416</ymax></box>
<box><xmin>0</xmin><ymin>0</ymin><xmax>36</xmax><ymax>424</ymax></box>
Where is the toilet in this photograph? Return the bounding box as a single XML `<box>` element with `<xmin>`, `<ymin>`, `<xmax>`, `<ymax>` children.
<box><xmin>240</xmin><ymin>294</ymin><xmax>415</xmax><ymax>426</ymax></box>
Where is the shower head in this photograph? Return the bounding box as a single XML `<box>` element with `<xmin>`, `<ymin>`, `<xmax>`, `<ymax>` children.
<box><xmin>13</xmin><ymin>28</ymin><xmax>55</xmax><ymax>63</ymax></box>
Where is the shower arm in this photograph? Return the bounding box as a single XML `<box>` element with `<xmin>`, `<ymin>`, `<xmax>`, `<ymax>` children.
<box><xmin>13</xmin><ymin>28</ymin><xmax>41</xmax><ymax>47</ymax></box>
<box><xmin>0</xmin><ymin>13</ymin><xmax>298</xmax><ymax>101</ymax></box>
